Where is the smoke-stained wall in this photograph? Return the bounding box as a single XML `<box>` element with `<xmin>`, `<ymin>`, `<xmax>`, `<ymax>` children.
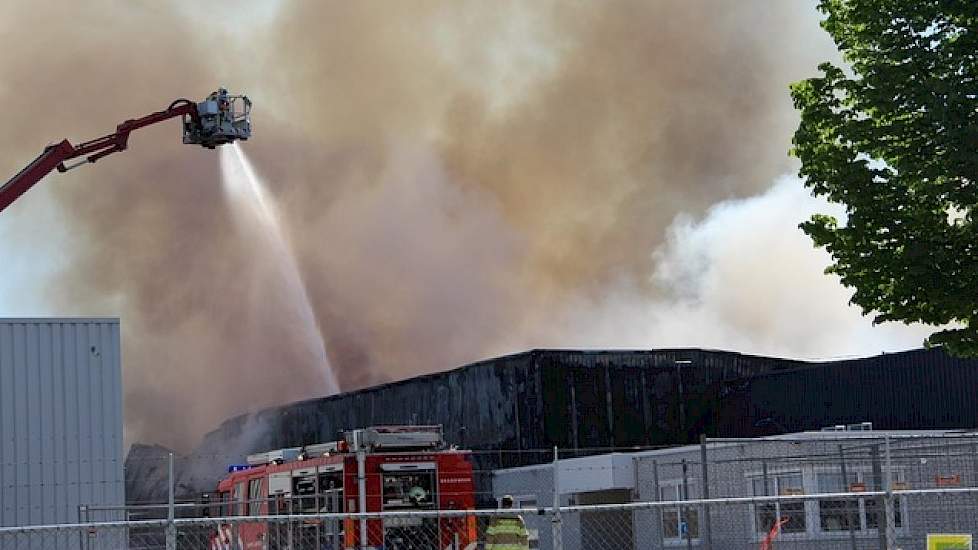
<box><xmin>152</xmin><ymin>348</ymin><xmax>802</xmax><ymax>501</ymax></box>
<box><xmin>131</xmin><ymin>347</ymin><xmax>978</xmax><ymax>505</ymax></box>
<box><xmin>720</xmin><ymin>348</ymin><xmax>978</xmax><ymax>435</ymax></box>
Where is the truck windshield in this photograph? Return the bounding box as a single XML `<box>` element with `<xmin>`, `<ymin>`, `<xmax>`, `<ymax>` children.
<box><xmin>382</xmin><ymin>471</ymin><xmax>437</xmax><ymax>510</ymax></box>
<box><xmin>292</xmin><ymin>475</ymin><xmax>318</xmax><ymax>514</ymax></box>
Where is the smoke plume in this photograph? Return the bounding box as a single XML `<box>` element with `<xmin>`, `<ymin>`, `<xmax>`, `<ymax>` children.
<box><xmin>0</xmin><ymin>1</ymin><xmax>902</xmax><ymax>451</ymax></box>
<box><xmin>551</xmin><ymin>177</ymin><xmax>934</xmax><ymax>358</ymax></box>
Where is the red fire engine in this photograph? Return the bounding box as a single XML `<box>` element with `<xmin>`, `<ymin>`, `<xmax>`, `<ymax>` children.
<box><xmin>210</xmin><ymin>425</ymin><xmax>476</xmax><ymax>550</ymax></box>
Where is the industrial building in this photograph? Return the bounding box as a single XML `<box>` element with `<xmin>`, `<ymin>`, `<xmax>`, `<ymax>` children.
<box><xmin>493</xmin><ymin>429</ymin><xmax>978</xmax><ymax>550</ymax></box>
<box><xmin>190</xmin><ymin>348</ymin><xmax>798</xmax><ymax>460</ymax></box>
<box><xmin>0</xmin><ymin>318</ymin><xmax>124</xmax><ymax>538</ymax></box>
<box><xmin>157</xmin><ymin>347</ymin><xmax>978</xmax><ymax>505</ymax></box>
<box><xmin>173</xmin><ymin>349</ymin><xmax>796</xmax><ymax>501</ymax></box>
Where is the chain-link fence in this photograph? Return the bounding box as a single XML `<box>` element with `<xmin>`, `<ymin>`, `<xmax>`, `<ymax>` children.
<box><xmin>490</xmin><ymin>432</ymin><xmax>978</xmax><ymax>549</ymax></box>
<box><xmin>700</xmin><ymin>433</ymin><xmax>978</xmax><ymax>549</ymax></box>
<box><xmin>556</xmin><ymin>489</ymin><xmax>978</xmax><ymax>550</ymax></box>
<box><xmin>9</xmin><ymin>433</ymin><xmax>978</xmax><ymax>549</ymax></box>
<box><xmin>3</xmin><ymin>490</ymin><xmax>978</xmax><ymax>550</ymax></box>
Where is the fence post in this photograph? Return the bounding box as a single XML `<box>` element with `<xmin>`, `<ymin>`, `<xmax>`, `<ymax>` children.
<box><xmin>838</xmin><ymin>445</ymin><xmax>857</xmax><ymax>550</ymax></box>
<box><xmin>355</xmin><ymin>430</ymin><xmax>368</xmax><ymax>550</ymax></box>
<box><xmin>682</xmin><ymin>459</ymin><xmax>692</xmax><ymax>550</ymax></box>
<box><xmin>166</xmin><ymin>452</ymin><xmax>176</xmax><ymax>550</ymax></box>
<box><xmin>972</xmin><ymin>440</ymin><xmax>978</xmax><ymax>533</ymax></box>
<box><xmin>78</xmin><ymin>505</ymin><xmax>87</xmax><ymax>550</ymax></box>
<box><xmin>761</xmin><ymin>460</ymin><xmax>768</xmax><ymax>499</ymax></box>
<box><xmin>871</xmin><ymin>444</ymin><xmax>886</xmax><ymax>550</ymax></box>
<box><xmin>552</xmin><ymin>446</ymin><xmax>563</xmax><ymax>550</ymax></box>
<box><xmin>884</xmin><ymin>435</ymin><xmax>896</xmax><ymax>550</ymax></box>
<box><xmin>653</xmin><ymin>459</ymin><xmax>664</xmax><ymax>549</ymax></box>
<box><xmin>699</xmin><ymin>435</ymin><xmax>712</xmax><ymax>550</ymax></box>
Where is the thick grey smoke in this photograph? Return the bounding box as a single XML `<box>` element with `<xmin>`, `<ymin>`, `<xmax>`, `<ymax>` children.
<box><xmin>550</xmin><ymin>177</ymin><xmax>934</xmax><ymax>358</ymax></box>
<box><xmin>0</xmin><ymin>1</ymin><xmax>876</xmax><ymax>450</ymax></box>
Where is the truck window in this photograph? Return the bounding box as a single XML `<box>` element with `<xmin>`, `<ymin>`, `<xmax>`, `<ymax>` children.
<box><xmin>382</xmin><ymin>471</ymin><xmax>437</xmax><ymax>510</ymax></box>
<box><xmin>234</xmin><ymin>482</ymin><xmax>245</xmax><ymax>516</ymax></box>
<box><xmin>248</xmin><ymin>478</ymin><xmax>263</xmax><ymax>516</ymax></box>
<box><xmin>293</xmin><ymin>474</ymin><xmax>318</xmax><ymax>514</ymax></box>
<box><xmin>318</xmin><ymin>472</ymin><xmax>344</xmax><ymax>512</ymax></box>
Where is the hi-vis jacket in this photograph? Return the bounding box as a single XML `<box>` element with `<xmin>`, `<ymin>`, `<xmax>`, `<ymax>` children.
<box><xmin>485</xmin><ymin>515</ymin><xmax>530</xmax><ymax>550</ymax></box>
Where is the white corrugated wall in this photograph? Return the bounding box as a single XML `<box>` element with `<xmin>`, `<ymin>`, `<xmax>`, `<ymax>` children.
<box><xmin>0</xmin><ymin>318</ymin><xmax>124</xmax><ymax>527</ymax></box>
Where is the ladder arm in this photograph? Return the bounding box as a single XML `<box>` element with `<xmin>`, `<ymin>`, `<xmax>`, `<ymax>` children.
<box><xmin>0</xmin><ymin>99</ymin><xmax>201</xmax><ymax>214</ymax></box>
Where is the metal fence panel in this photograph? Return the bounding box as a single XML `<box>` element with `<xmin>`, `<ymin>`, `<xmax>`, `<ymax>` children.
<box><xmin>1</xmin><ymin>491</ymin><xmax>977</xmax><ymax>550</ymax></box>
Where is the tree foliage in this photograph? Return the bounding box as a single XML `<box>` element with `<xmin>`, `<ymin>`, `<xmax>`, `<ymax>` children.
<box><xmin>791</xmin><ymin>0</ymin><xmax>978</xmax><ymax>354</ymax></box>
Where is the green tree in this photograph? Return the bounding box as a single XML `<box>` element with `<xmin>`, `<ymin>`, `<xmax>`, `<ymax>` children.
<box><xmin>791</xmin><ymin>1</ymin><xmax>978</xmax><ymax>354</ymax></box>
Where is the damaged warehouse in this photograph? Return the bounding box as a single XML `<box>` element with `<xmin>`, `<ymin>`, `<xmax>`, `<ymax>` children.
<box><xmin>128</xmin><ymin>347</ymin><xmax>978</xmax><ymax>507</ymax></box>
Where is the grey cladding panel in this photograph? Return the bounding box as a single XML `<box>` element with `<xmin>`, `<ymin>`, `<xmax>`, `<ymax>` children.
<box><xmin>0</xmin><ymin>318</ymin><xmax>124</xmax><ymax>528</ymax></box>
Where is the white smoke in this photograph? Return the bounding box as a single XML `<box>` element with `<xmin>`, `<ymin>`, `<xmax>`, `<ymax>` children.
<box><xmin>553</xmin><ymin>176</ymin><xmax>934</xmax><ymax>359</ymax></box>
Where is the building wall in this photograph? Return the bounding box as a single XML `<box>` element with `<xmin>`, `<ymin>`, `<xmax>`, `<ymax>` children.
<box><xmin>217</xmin><ymin>349</ymin><xmax>794</xmax><ymax>453</ymax></box>
<box><xmin>534</xmin><ymin>349</ymin><xmax>797</xmax><ymax>450</ymax></box>
<box><xmin>181</xmin><ymin>349</ymin><xmax>796</xmax><ymax>502</ymax></box>
<box><xmin>721</xmin><ymin>348</ymin><xmax>978</xmax><ymax>435</ymax></box>
<box><xmin>197</xmin><ymin>347</ymin><xmax>978</xmax><ymax>466</ymax></box>
<box><xmin>161</xmin><ymin>347</ymin><xmax>978</xmax><ymax>504</ymax></box>
<box><xmin>0</xmin><ymin>318</ymin><xmax>124</xmax><ymax>529</ymax></box>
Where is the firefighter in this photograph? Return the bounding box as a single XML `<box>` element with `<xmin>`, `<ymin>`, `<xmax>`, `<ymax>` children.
<box><xmin>485</xmin><ymin>495</ymin><xmax>529</xmax><ymax>550</ymax></box>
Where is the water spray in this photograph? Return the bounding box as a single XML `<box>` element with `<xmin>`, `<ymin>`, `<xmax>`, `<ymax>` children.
<box><xmin>220</xmin><ymin>143</ymin><xmax>340</xmax><ymax>393</ymax></box>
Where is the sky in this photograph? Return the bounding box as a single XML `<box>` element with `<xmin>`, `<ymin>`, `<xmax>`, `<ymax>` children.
<box><xmin>0</xmin><ymin>1</ymin><xmax>937</xmax><ymax>450</ymax></box>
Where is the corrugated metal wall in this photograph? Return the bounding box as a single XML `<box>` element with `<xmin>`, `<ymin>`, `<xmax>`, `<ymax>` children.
<box><xmin>191</xmin><ymin>349</ymin><xmax>796</xmax><ymax>458</ymax></box>
<box><xmin>163</xmin><ymin>347</ymin><xmax>978</xmax><ymax>507</ymax></box>
<box><xmin>535</xmin><ymin>349</ymin><xmax>803</xmax><ymax>451</ymax></box>
<box><xmin>719</xmin><ymin>348</ymin><xmax>978</xmax><ymax>435</ymax></box>
<box><xmin>0</xmin><ymin>318</ymin><xmax>124</xmax><ymax>527</ymax></box>
<box><xmin>181</xmin><ymin>349</ymin><xmax>798</xmax><ymax>504</ymax></box>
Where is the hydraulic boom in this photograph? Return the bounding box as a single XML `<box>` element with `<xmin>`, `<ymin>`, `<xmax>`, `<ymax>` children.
<box><xmin>0</xmin><ymin>88</ymin><xmax>251</xmax><ymax>214</ymax></box>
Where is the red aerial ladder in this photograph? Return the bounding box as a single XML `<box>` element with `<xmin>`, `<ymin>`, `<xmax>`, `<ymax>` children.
<box><xmin>0</xmin><ymin>88</ymin><xmax>251</xmax><ymax>214</ymax></box>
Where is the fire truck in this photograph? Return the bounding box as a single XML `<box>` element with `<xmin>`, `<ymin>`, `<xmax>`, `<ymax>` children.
<box><xmin>210</xmin><ymin>426</ymin><xmax>477</xmax><ymax>550</ymax></box>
